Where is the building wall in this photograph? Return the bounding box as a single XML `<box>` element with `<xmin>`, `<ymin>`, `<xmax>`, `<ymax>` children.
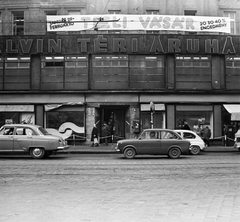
<box><xmin>0</xmin><ymin>0</ymin><xmax>240</xmax><ymax>143</ymax></box>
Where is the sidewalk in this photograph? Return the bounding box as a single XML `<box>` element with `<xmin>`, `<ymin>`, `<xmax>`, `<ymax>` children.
<box><xmin>60</xmin><ymin>143</ymin><xmax>238</xmax><ymax>154</ymax></box>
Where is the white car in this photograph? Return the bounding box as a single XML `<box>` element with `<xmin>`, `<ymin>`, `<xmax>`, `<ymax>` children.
<box><xmin>174</xmin><ymin>129</ymin><xmax>206</xmax><ymax>155</ymax></box>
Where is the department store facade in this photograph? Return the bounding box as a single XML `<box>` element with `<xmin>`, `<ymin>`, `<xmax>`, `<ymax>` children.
<box><xmin>0</xmin><ymin>32</ymin><xmax>239</xmax><ymax>144</ymax></box>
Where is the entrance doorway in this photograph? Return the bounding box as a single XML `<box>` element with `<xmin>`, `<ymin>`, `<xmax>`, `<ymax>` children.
<box><xmin>101</xmin><ymin>106</ymin><xmax>126</xmax><ymax>143</ymax></box>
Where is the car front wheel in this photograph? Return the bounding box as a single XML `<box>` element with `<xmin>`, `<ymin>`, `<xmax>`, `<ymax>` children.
<box><xmin>190</xmin><ymin>145</ymin><xmax>201</xmax><ymax>155</ymax></box>
<box><xmin>124</xmin><ymin>147</ymin><xmax>136</xmax><ymax>159</ymax></box>
<box><xmin>168</xmin><ymin>147</ymin><xmax>181</xmax><ymax>159</ymax></box>
<box><xmin>30</xmin><ymin>147</ymin><xmax>45</xmax><ymax>159</ymax></box>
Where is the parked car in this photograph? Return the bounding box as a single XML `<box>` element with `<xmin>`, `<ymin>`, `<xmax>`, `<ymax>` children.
<box><xmin>115</xmin><ymin>129</ymin><xmax>190</xmax><ymax>159</ymax></box>
<box><xmin>0</xmin><ymin>124</ymin><xmax>69</xmax><ymax>159</ymax></box>
<box><xmin>234</xmin><ymin>129</ymin><xmax>240</xmax><ymax>151</ymax></box>
<box><xmin>174</xmin><ymin>129</ymin><xmax>206</xmax><ymax>155</ymax></box>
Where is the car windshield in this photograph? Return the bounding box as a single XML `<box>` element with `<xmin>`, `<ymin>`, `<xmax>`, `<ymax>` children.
<box><xmin>38</xmin><ymin>127</ymin><xmax>51</xmax><ymax>135</ymax></box>
<box><xmin>0</xmin><ymin>127</ymin><xmax>4</xmax><ymax>135</ymax></box>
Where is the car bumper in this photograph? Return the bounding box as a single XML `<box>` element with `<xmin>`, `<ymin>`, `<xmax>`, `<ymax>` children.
<box><xmin>115</xmin><ymin>146</ymin><xmax>121</xmax><ymax>152</ymax></box>
<box><xmin>234</xmin><ymin>143</ymin><xmax>240</xmax><ymax>149</ymax></box>
<box><xmin>57</xmin><ymin>145</ymin><xmax>69</xmax><ymax>150</ymax></box>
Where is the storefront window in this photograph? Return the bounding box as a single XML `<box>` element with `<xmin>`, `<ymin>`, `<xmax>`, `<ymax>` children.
<box><xmin>141</xmin><ymin>112</ymin><xmax>164</xmax><ymax>130</ymax></box>
<box><xmin>46</xmin><ymin>109</ymin><xmax>85</xmax><ymax>144</ymax></box>
<box><xmin>176</xmin><ymin>105</ymin><xmax>213</xmax><ymax>136</ymax></box>
<box><xmin>0</xmin><ymin>112</ymin><xmax>19</xmax><ymax>126</ymax></box>
<box><xmin>141</xmin><ymin>104</ymin><xmax>165</xmax><ymax>130</ymax></box>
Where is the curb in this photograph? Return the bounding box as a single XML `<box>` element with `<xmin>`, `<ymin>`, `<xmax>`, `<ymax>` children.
<box><xmin>58</xmin><ymin>145</ymin><xmax>239</xmax><ymax>154</ymax></box>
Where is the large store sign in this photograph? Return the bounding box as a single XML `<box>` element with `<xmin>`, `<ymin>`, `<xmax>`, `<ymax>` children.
<box><xmin>0</xmin><ymin>35</ymin><xmax>237</xmax><ymax>55</ymax></box>
<box><xmin>47</xmin><ymin>14</ymin><xmax>230</xmax><ymax>33</ymax></box>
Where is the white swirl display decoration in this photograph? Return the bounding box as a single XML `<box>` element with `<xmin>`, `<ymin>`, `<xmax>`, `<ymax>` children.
<box><xmin>46</xmin><ymin>122</ymin><xmax>84</xmax><ymax>140</ymax></box>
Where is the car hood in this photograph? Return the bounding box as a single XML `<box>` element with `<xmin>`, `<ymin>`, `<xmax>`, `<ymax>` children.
<box><xmin>44</xmin><ymin>134</ymin><xmax>65</xmax><ymax>141</ymax></box>
<box><xmin>117</xmin><ymin>138</ymin><xmax>139</xmax><ymax>144</ymax></box>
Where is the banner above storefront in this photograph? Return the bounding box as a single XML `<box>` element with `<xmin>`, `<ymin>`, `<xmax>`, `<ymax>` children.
<box><xmin>47</xmin><ymin>14</ymin><xmax>231</xmax><ymax>33</ymax></box>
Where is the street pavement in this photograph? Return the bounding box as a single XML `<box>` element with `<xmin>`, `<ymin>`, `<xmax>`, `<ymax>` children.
<box><xmin>1</xmin><ymin>144</ymin><xmax>240</xmax><ymax>222</ymax></box>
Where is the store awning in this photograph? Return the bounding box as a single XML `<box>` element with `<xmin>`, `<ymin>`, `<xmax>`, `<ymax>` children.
<box><xmin>0</xmin><ymin>105</ymin><xmax>34</xmax><ymax>112</ymax></box>
<box><xmin>141</xmin><ymin>104</ymin><xmax>165</xmax><ymax>111</ymax></box>
<box><xmin>44</xmin><ymin>102</ymin><xmax>84</xmax><ymax>111</ymax></box>
<box><xmin>223</xmin><ymin>105</ymin><xmax>240</xmax><ymax>121</ymax></box>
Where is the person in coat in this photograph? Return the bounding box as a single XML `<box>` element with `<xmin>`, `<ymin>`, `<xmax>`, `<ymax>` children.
<box><xmin>90</xmin><ymin>124</ymin><xmax>99</xmax><ymax>147</ymax></box>
<box><xmin>201</xmin><ymin>126</ymin><xmax>211</xmax><ymax>147</ymax></box>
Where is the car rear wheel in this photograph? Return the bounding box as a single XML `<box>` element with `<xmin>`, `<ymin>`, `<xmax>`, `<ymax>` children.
<box><xmin>190</xmin><ymin>145</ymin><xmax>201</xmax><ymax>155</ymax></box>
<box><xmin>30</xmin><ymin>147</ymin><xmax>45</xmax><ymax>159</ymax></box>
<box><xmin>168</xmin><ymin>147</ymin><xmax>181</xmax><ymax>159</ymax></box>
<box><xmin>124</xmin><ymin>147</ymin><xmax>136</xmax><ymax>159</ymax></box>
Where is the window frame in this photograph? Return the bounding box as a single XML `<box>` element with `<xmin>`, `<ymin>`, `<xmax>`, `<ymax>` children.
<box><xmin>12</xmin><ymin>11</ymin><xmax>24</xmax><ymax>36</ymax></box>
<box><xmin>5</xmin><ymin>57</ymin><xmax>30</xmax><ymax>69</ymax></box>
<box><xmin>176</xmin><ymin>55</ymin><xmax>211</xmax><ymax>68</ymax></box>
<box><xmin>92</xmin><ymin>55</ymin><xmax>128</xmax><ymax>67</ymax></box>
<box><xmin>223</xmin><ymin>11</ymin><xmax>236</xmax><ymax>34</ymax></box>
<box><xmin>130</xmin><ymin>55</ymin><xmax>164</xmax><ymax>68</ymax></box>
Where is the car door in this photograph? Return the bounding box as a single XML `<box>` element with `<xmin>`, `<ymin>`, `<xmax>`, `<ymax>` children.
<box><xmin>137</xmin><ymin>130</ymin><xmax>162</xmax><ymax>154</ymax></box>
<box><xmin>13</xmin><ymin>126</ymin><xmax>33</xmax><ymax>151</ymax></box>
<box><xmin>0</xmin><ymin>126</ymin><xmax>15</xmax><ymax>151</ymax></box>
<box><xmin>160</xmin><ymin>130</ymin><xmax>179</xmax><ymax>154</ymax></box>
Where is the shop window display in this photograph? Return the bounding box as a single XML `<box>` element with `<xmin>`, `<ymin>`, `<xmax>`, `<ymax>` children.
<box><xmin>176</xmin><ymin>110</ymin><xmax>213</xmax><ymax>136</ymax></box>
<box><xmin>141</xmin><ymin>112</ymin><xmax>164</xmax><ymax>130</ymax></box>
<box><xmin>46</xmin><ymin>111</ymin><xmax>85</xmax><ymax>144</ymax></box>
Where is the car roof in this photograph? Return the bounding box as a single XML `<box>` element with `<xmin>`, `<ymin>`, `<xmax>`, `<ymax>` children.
<box><xmin>144</xmin><ymin>128</ymin><xmax>177</xmax><ymax>132</ymax></box>
<box><xmin>175</xmin><ymin>129</ymin><xmax>195</xmax><ymax>133</ymax></box>
<box><xmin>2</xmin><ymin>124</ymin><xmax>41</xmax><ymax>128</ymax></box>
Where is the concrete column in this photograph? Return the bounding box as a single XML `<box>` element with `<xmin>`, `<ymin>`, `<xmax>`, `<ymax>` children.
<box><xmin>166</xmin><ymin>104</ymin><xmax>175</xmax><ymax>130</ymax></box>
<box><xmin>166</xmin><ymin>54</ymin><xmax>175</xmax><ymax>89</ymax></box>
<box><xmin>35</xmin><ymin>105</ymin><xmax>44</xmax><ymax>127</ymax></box>
<box><xmin>212</xmin><ymin>55</ymin><xmax>225</xmax><ymax>90</ymax></box>
<box><xmin>213</xmin><ymin>105</ymin><xmax>222</xmax><ymax>138</ymax></box>
<box><xmin>31</xmin><ymin>55</ymin><xmax>41</xmax><ymax>90</ymax></box>
<box><xmin>2</xmin><ymin>9</ymin><xmax>13</xmax><ymax>35</ymax></box>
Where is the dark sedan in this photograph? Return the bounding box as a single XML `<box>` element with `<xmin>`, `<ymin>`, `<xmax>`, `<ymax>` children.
<box><xmin>115</xmin><ymin>129</ymin><xmax>190</xmax><ymax>159</ymax></box>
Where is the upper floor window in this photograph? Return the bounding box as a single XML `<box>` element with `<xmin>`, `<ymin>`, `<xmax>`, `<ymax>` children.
<box><xmin>68</xmin><ymin>10</ymin><xmax>81</xmax><ymax>15</ymax></box>
<box><xmin>12</xmin><ymin>11</ymin><xmax>24</xmax><ymax>35</ymax></box>
<box><xmin>5</xmin><ymin>57</ymin><xmax>30</xmax><ymax>69</ymax></box>
<box><xmin>42</xmin><ymin>56</ymin><xmax>64</xmax><ymax>68</ymax></box>
<box><xmin>184</xmin><ymin>10</ymin><xmax>197</xmax><ymax>34</ymax></box>
<box><xmin>45</xmin><ymin>10</ymin><xmax>57</xmax><ymax>16</ymax></box>
<box><xmin>93</xmin><ymin>55</ymin><xmax>128</xmax><ymax>67</ymax></box>
<box><xmin>184</xmin><ymin>10</ymin><xmax>197</xmax><ymax>16</ymax></box>
<box><xmin>65</xmin><ymin>56</ymin><xmax>88</xmax><ymax>68</ymax></box>
<box><xmin>223</xmin><ymin>11</ymin><xmax>236</xmax><ymax>34</ymax></box>
<box><xmin>108</xmin><ymin>10</ymin><xmax>121</xmax><ymax>14</ymax></box>
<box><xmin>41</xmin><ymin>56</ymin><xmax>88</xmax><ymax>68</ymax></box>
<box><xmin>130</xmin><ymin>56</ymin><xmax>164</xmax><ymax>68</ymax></box>
<box><xmin>146</xmin><ymin>10</ymin><xmax>159</xmax><ymax>15</ymax></box>
<box><xmin>226</xmin><ymin>56</ymin><xmax>240</xmax><ymax>68</ymax></box>
<box><xmin>176</xmin><ymin>56</ymin><xmax>211</xmax><ymax>67</ymax></box>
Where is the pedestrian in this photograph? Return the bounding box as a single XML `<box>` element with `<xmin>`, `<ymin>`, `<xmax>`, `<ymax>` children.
<box><xmin>90</xmin><ymin>124</ymin><xmax>99</xmax><ymax>147</ymax></box>
<box><xmin>102</xmin><ymin>121</ymin><xmax>109</xmax><ymax>145</ymax></box>
<box><xmin>201</xmin><ymin>126</ymin><xmax>211</xmax><ymax>147</ymax></box>
<box><xmin>182</xmin><ymin>121</ymin><xmax>191</xmax><ymax>130</ymax></box>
